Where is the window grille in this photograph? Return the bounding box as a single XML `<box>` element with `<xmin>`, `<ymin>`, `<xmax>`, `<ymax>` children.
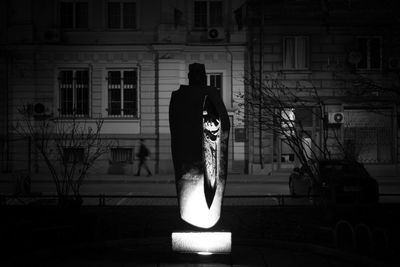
<box><xmin>111</xmin><ymin>148</ymin><xmax>133</xmax><ymax>163</ymax></box>
<box><xmin>59</xmin><ymin>70</ymin><xmax>89</xmax><ymax>117</ymax></box>
<box><xmin>107</xmin><ymin>70</ymin><xmax>138</xmax><ymax>117</ymax></box>
<box><xmin>344</xmin><ymin>127</ymin><xmax>392</xmax><ymax>163</ymax></box>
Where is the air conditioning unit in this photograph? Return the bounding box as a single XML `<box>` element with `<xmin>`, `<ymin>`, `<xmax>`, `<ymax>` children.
<box><xmin>328</xmin><ymin>112</ymin><xmax>344</xmax><ymax>124</ymax></box>
<box><xmin>388</xmin><ymin>57</ymin><xmax>400</xmax><ymax>70</ymax></box>
<box><xmin>347</xmin><ymin>51</ymin><xmax>362</xmax><ymax>65</ymax></box>
<box><xmin>42</xmin><ymin>29</ymin><xmax>60</xmax><ymax>43</ymax></box>
<box><xmin>31</xmin><ymin>103</ymin><xmax>52</xmax><ymax>120</ymax></box>
<box><xmin>207</xmin><ymin>28</ymin><xmax>225</xmax><ymax>40</ymax></box>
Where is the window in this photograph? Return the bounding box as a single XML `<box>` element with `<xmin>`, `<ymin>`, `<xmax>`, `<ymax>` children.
<box><xmin>207</xmin><ymin>73</ymin><xmax>222</xmax><ymax>96</ymax></box>
<box><xmin>58</xmin><ymin>69</ymin><xmax>89</xmax><ymax>117</ymax></box>
<box><xmin>194</xmin><ymin>1</ymin><xmax>223</xmax><ymax>28</ymax></box>
<box><xmin>111</xmin><ymin>147</ymin><xmax>133</xmax><ymax>163</ymax></box>
<box><xmin>63</xmin><ymin>147</ymin><xmax>84</xmax><ymax>163</ymax></box>
<box><xmin>283</xmin><ymin>36</ymin><xmax>309</xmax><ymax>70</ymax></box>
<box><xmin>344</xmin><ymin>109</ymin><xmax>393</xmax><ymax>163</ymax></box>
<box><xmin>60</xmin><ymin>1</ymin><xmax>88</xmax><ymax>29</ymax></box>
<box><xmin>108</xmin><ymin>1</ymin><xmax>137</xmax><ymax>29</ymax></box>
<box><xmin>107</xmin><ymin>69</ymin><xmax>138</xmax><ymax>117</ymax></box>
<box><xmin>281</xmin><ymin>108</ymin><xmax>296</xmax><ymax>136</ymax></box>
<box><xmin>357</xmin><ymin>37</ymin><xmax>381</xmax><ymax>70</ymax></box>
<box><xmin>280</xmin><ymin>108</ymin><xmax>315</xmax><ymax>134</ymax></box>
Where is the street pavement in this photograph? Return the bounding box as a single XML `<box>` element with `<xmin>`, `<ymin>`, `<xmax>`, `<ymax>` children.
<box><xmin>1</xmin><ymin>171</ymin><xmax>400</xmax><ymax>205</ymax></box>
<box><xmin>1</xmin><ymin>172</ymin><xmax>400</xmax><ymax>266</ymax></box>
<box><xmin>2</xmin><ymin>204</ymin><xmax>399</xmax><ymax>266</ymax></box>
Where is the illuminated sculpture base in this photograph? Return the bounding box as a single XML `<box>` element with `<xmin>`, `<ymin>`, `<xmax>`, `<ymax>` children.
<box><xmin>178</xmin><ymin>173</ymin><xmax>224</xmax><ymax>228</ymax></box>
<box><xmin>171</xmin><ymin>232</ymin><xmax>232</xmax><ymax>254</ymax></box>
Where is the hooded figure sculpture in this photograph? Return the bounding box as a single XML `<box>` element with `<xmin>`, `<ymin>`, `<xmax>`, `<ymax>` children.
<box><xmin>169</xmin><ymin>63</ymin><xmax>230</xmax><ymax>229</ymax></box>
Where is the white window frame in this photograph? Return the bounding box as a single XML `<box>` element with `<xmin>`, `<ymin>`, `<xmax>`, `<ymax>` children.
<box><xmin>283</xmin><ymin>36</ymin><xmax>310</xmax><ymax>70</ymax></box>
<box><xmin>207</xmin><ymin>72</ymin><xmax>223</xmax><ymax>93</ymax></box>
<box><xmin>193</xmin><ymin>0</ymin><xmax>224</xmax><ymax>29</ymax></box>
<box><xmin>106</xmin><ymin>0</ymin><xmax>137</xmax><ymax>30</ymax></box>
<box><xmin>206</xmin><ymin>71</ymin><xmax>226</xmax><ymax>104</ymax></box>
<box><xmin>57</xmin><ymin>68</ymin><xmax>91</xmax><ymax>118</ymax></box>
<box><xmin>105</xmin><ymin>68</ymin><xmax>140</xmax><ymax>118</ymax></box>
<box><xmin>356</xmin><ymin>36</ymin><xmax>382</xmax><ymax>70</ymax></box>
<box><xmin>59</xmin><ymin>0</ymin><xmax>89</xmax><ymax>29</ymax></box>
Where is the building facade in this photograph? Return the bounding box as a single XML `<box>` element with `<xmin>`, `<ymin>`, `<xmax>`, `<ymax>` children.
<box><xmin>245</xmin><ymin>0</ymin><xmax>400</xmax><ymax>175</ymax></box>
<box><xmin>1</xmin><ymin>0</ymin><xmax>399</xmax><ymax>177</ymax></box>
<box><xmin>0</xmin><ymin>0</ymin><xmax>247</xmax><ymax>175</ymax></box>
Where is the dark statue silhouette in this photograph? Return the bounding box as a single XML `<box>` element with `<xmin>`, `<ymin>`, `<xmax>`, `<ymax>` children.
<box><xmin>169</xmin><ymin>63</ymin><xmax>230</xmax><ymax>228</ymax></box>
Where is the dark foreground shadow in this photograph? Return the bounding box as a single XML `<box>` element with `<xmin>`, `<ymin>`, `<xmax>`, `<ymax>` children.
<box><xmin>1</xmin><ymin>204</ymin><xmax>399</xmax><ymax>266</ymax></box>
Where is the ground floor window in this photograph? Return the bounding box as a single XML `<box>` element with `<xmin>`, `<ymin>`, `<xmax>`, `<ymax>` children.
<box><xmin>107</xmin><ymin>69</ymin><xmax>139</xmax><ymax>118</ymax></box>
<box><xmin>58</xmin><ymin>69</ymin><xmax>90</xmax><ymax>117</ymax></box>
<box><xmin>110</xmin><ymin>147</ymin><xmax>133</xmax><ymax>163</ymax></box>
<box><xmin>274</xmin><ymin>107</ymin><xmax>317</xmax><ymax>167</ymax></box>
<box><xmin>207</xmin><ymin>73</ymin><xmax>222</xmax><ymax>96</ymax></box>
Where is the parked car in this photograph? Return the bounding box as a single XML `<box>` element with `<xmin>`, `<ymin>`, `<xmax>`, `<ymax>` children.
<box><xmin>288</xmin><ymin>165</ymin><xmax>312</xmax><ymax>197</ymax></box>
<box><xmin>289</xmin><ymin>160</ymin><xmax>379</xmax><ymax>204</ymax></box>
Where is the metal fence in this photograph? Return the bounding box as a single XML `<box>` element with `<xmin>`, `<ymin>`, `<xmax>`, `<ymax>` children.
<box><xmin>2</xmin><ymin>193</ymin><xmax>400</xmax><ymax>207</ymax></box>
<box><xmin>344</xmin><ymin>127</ymin><xmax>393</xmax><ymax>164</ymax></box>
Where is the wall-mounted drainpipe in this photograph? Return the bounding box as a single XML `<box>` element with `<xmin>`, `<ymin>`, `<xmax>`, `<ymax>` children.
<box><xmin>258</xmin><ymin>0</ymin><xmax>264</xmax><ymax>169</ymax></box>
<box><xmin>5</xmin><ymin>53</ymin><xmax>10</xmax><ymax>173</ymax></box>
<box><xmin>5</xmin><ymin>0</ymin><xmax>10</xmax><ymax>173</ymax></box>
<box><xmin>149</xmin><ymin>46</ymin><xmax>159</xmax><ymax>174</ymax></box>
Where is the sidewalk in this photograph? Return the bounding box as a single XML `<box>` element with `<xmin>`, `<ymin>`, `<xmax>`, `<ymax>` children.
<box><xmin>83</xmin><ymin>173</ymin><xmax>292</xmax><ymax>184</ymax></box>
<box><xmin>1</xmin><ymin>171</ymin><xmax>399</xmax><ymax>184</ymax></box>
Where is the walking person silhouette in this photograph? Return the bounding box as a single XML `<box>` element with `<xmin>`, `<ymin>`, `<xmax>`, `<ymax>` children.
<box><xmin>135</xmin><ymin>139</ymin><xmax>152</xmax><ymax>177</ymax></box>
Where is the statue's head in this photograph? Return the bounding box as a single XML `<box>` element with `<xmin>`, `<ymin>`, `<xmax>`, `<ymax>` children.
<box><xmin>188</xmin><ymin>63</ymin><xmax>206</xmax><ymax>86</ymax></box>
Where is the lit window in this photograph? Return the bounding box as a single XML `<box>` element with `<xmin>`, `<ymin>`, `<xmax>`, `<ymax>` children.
<box><xmin>283</xmin><ymin>36</ymin><xmax>309</xmax><ymax>70</ymax></box>
<box><xmin>58</xmin><ymin>70</ymin><xmax>89</xmax><ymax>117</ymax></box>
<box><xmin>280</xmin><ymin>108</ymin><xmax>315</xmax><ymax>133</ymax></box>
<box><xmin>111</xmin><ymin>148</ymin><xmax>133</xmax><ymax>163</ymax></box>
<box><xmin>60</xmin><ymin>1</ymin><xmax>88</xmax><ymax>29</ymax></box>
<box><xmin>107</xmin><ymin>70</ymin><xmax>138</xmax><ymax>117</ymax></box>
<box><xmin>281</xmin><ymin>108</ymin><xmax>296</xmax><ymax>135</ymax></box>
<box><xmin>194</xmin><ymin>1</ymin><xmax>223</xmax><ymax>28</ymax></box>
<box><xmin>357</xmin><ymin>37</ymin><xmax>381</xmax><ymax>70</ymax></box>
<box><xmin>108</xmin><ymin>1</ymin><xmax>137</xmax><ymax>29</ymax></box>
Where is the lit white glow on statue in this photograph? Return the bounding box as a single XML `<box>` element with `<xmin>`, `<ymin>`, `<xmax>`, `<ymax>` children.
<box><xmin>169</xmin><ymin>63</ymin><xmax>230</xmax><ymax>229</ymax></box>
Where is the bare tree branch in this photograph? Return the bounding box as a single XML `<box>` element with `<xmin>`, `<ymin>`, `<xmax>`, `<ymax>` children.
<box><xmin>14</xmin><ymin>105</ymin><xmax>115</xmax><ymax>206</ymax></box>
